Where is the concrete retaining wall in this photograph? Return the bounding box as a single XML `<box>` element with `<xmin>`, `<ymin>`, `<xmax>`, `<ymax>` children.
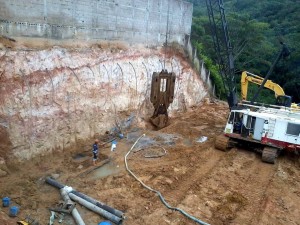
<box><xmin>0</xmin><ymin>0</ymin><xmax>193</xmax><ymax>45</ymax></box>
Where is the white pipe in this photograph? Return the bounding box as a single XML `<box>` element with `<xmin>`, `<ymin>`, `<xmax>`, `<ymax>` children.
<box><xmin>69</xmin><ymin>193</ymin><xmax>122</xmax><ymax>224</ymax></box>
<box><xmin>60</xmin><ymin>189</ymin><xmax>85</xmax><ymax>225</ymax></box>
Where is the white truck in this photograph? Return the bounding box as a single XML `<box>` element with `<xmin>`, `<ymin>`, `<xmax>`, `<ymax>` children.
<box><xmin>215</xmin><ymin>104</ymin><xmax>300</xmax><ymax>163</ymax></box>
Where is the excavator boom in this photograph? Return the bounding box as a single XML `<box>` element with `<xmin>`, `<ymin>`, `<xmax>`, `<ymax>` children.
<box><xmin>241</xmin><ymin>71</ymin><xmax>285</xmax><ymax>100</ymax></box>
<box><xmin>240</xmin><ymin>71</ymin><xmax>300</xmax><ymax>108</ymax></box>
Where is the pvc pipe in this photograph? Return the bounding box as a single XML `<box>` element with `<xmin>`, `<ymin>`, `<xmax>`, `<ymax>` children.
<box><xmin>72</xmin><ymin>190</ymin><xmax>124</xmax><ymax>219</ymax></box>
<box><xmin>69</xmin><ymin>193</ymin><xmax>122</xmax><ymax>225</ymax></box>
<box><xmin>60</xmin><ymin>189</ymin><xmax>85</xmax><ymax>225</ymax></box>
<box><xmin>45</xmin><ymin>177</ymin><xmax>125</xmax><ymax>218</ymax></box>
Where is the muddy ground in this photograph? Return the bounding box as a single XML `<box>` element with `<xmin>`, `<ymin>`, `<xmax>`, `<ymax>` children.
<box><xmin>0</xmin><ymin>101</ymin><xmax>300</xmax><ymax>225</ymax></box>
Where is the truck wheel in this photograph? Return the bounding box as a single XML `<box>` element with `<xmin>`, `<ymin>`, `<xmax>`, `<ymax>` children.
<box><xmin>215</xmin><ymin>135</ymin><xmax>232</xmax><ymax>152</ymax></box>
<box><xmin>262</xmin><ymin>147</ymin><xmax>278</xmax><ymax>164</ymax></box>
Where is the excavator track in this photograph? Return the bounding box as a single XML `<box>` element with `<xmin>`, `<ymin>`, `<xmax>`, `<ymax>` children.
<box><xmin>261</xmin><ymin>146</ymin><xmax>278</xmax><ymax>164</ymax></box>
<box><xmin>215</xmin><ymin>135</ymin><xmax>232</xmax><ymax>151</ymax></box>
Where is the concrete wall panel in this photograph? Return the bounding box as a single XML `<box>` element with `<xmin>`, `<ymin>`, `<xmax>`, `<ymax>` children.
<box><xmin>0</xmin><ymin>0</ymin><xmax>193</xmax><ymax>45</ymax></box>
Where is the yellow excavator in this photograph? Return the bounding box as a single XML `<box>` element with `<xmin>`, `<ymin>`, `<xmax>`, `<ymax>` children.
<box><xmin>241</xmin><ymin>71</ymin><xmax>300</xmax><ymax>108</ymax></box>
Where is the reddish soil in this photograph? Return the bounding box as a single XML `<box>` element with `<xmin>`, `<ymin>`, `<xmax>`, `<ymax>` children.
<box><xmin>0</xmin><ymin>101</ymin><xmax>300</xmax><ymax>225</ymax></box>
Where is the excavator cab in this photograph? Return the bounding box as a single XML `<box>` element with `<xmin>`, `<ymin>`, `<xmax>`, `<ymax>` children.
<box><xmin>150</xmin><ymin>70</ymin><xmax>176</xmax><ymax>128</ymax></box>
<box><xmin>276</xmin><ymin>95</ymin><xmax>292</xmax><ymax>107</ymax></box>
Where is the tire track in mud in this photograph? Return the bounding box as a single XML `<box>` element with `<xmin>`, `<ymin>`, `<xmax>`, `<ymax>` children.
<box><xmin>132</xmin><ymin>158</ymin><xmax>180</xmax><ymax>168</ymax></box>
<box><xmin>183</xmin><ymin>149</ymin><xmax>278</xmax><ymax>225</ymax></box>
<box><xmin>229</xmin><ymin>151</ymin><xmax>278</xmax><ymax>225</ymax></box>
<box><xmin>162</xmin><ymin>148</ymin><xmax>239</xmax><ymax>205</ymax></box>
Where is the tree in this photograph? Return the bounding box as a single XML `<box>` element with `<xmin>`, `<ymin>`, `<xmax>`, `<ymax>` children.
<box><xmin>188</xmin><ymin>0</ymin><xmax>300</xmax><ymax>103</ymax></box>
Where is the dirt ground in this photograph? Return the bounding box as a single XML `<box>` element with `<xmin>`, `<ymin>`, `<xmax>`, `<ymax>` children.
<box><xmin>0</xmin><ymin>100</ymin><xmax>300</xmax><ymax>225</ymax></box>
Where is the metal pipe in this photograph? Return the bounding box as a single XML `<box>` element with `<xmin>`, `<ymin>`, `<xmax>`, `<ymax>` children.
<box><xmin>45</xmin><ymin>177</ymin><xmax>125</xmax><ymax>218</ymax></box>
<box><xmin>60</xmin><ymin>189</ymin><xmax>85</xmax><ymax>225</ymax></box>
<box><xmin>71</xmin><ymin>190</ymin><xmax>124</xmax><ymax>219</ymax></box>
<box><xmin>69</xmin><ymin>193</ymin><xmax>122</xmax><ymax>225</ymax></box>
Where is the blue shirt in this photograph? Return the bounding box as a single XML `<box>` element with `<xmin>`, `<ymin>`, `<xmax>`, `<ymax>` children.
<box><xmin>93</xmin><ymin>143</ymin><xmax>98</xmax><ymax>154</ymax></box>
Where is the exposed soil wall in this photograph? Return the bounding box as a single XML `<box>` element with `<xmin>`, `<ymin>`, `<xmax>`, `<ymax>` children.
<box><xmin>0</xmin><ymin>41</ymin><xmax>208</xmax><ymax>160</ymax></box>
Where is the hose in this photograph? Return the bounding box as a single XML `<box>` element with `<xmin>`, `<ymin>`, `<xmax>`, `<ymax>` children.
<box><xmin>134</xmin><ymin>144</ymin><xmax>167</xmax><ymax>158</ymax></box>
<box><xmin>124</xmin><ymin>134</ymin><xmax>210</xmax><ymax>225</ymax></box>
<box><xmin>144</xmin><ymin>145</ymin><xmax>167</xmax><ymax>158</ymax></box>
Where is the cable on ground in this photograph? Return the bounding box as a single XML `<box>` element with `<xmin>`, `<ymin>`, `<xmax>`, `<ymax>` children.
<box><xmin>124</xmin><ymin>134</ymin><xmax>210</xmax><ymax>225</ymax></box>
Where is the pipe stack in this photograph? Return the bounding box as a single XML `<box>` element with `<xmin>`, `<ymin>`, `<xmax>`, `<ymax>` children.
<box><xmin>46</xmin><ymin>177</ymin><xmax>124</xmax><ymax>224</ymax></box>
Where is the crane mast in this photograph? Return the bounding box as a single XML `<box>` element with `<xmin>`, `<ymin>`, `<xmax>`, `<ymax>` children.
<box><xmin>206</xmin><ymin>1</ymin><xmax>300</xmax><ymax>163</ymax></box>
<box><xmin>205</xmin><ymin>0</ymin><xmax>237</xmax><ymax>108</ymax></box>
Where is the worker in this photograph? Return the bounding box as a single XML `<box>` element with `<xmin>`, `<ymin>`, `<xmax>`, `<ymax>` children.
<box><xmin>111</xmin><ymin>140</ymin><xmax>117</xmax><ymax>152</ymax></box>
<box><xmin>92</xmin><ymin>139</ymin><xmax>99</xmax><ymax>166</ymax></box>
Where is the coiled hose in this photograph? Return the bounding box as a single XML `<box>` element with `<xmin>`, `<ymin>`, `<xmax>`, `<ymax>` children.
<box><xmin>124</xmin><ymin>134</ymin><xmax>210</xmax><ymax>225</ymax></box>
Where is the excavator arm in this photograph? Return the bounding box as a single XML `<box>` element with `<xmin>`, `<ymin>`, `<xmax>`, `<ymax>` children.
<box><xmin>241</xmin><ymin>71</ymin><xmax>286</xmax><ymax>100</ymax></box>
<box><xmin>240</xmin><ymin>71</ymin><xmax>298</xmax><ymax>107</ymax></box>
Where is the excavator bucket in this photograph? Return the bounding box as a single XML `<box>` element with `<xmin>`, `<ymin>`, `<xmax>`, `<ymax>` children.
<box><xmin>149</xmin><ymin>70</ymin><xmax>176</xmax><ymax>128</ymax></box>
<box><xmin>150</xmin><ymin>114</ymin><xmax>168</xmax><ymax>129</ymax></box>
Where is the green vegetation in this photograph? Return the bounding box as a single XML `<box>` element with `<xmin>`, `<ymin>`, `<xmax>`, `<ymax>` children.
<box><xmin>192</xmin><ymin>41</ymin><xmax>226</xmax><ymax>98</ymax></box>
<box><xmin>189</xmin><ymin>0</ymin><xmax>300</xmax><ymax>103</ymax></box>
